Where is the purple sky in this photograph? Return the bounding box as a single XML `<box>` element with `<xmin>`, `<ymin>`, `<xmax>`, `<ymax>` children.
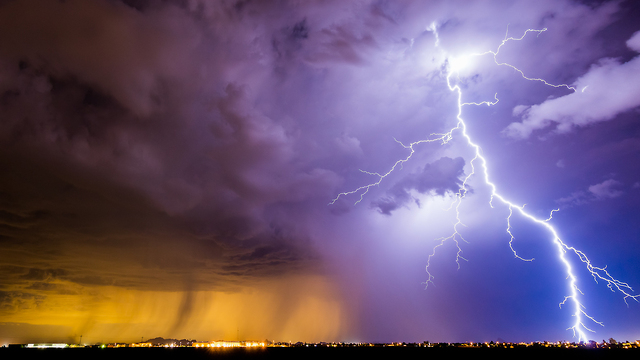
<box><xmin>1</xmin><ymin>0</ymin><xmax>640</xmax><ymax>345</ymax></box>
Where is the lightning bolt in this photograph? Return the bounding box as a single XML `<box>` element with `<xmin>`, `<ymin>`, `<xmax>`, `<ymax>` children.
<box><xmin>330</xmin><ymin>24</ymin><xmax>639</xmax><ymax>341</ymax></box>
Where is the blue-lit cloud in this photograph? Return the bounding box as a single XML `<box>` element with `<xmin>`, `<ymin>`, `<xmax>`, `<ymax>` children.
<box><xmin>505</xmin><ymin>30</ymin><xmax>640</xmax><ymax>139</ymax></box>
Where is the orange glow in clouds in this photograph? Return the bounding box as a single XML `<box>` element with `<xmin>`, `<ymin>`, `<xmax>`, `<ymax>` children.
<box><xmin>0</xmin><ymin>275</ymin><xmax>350</xmax><ymax>344</ymax></box>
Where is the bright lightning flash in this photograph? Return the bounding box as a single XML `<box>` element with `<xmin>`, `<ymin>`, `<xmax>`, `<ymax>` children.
<box><xmin>330</xmin><ymin>26</ymin><xmax>639</xmax><ymax>341</ymax></box>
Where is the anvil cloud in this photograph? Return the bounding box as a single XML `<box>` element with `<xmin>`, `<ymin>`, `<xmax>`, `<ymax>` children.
<box><xmin>0</xmin><ymin>0</ymin><xmax>639</xmax><ymax>344</ymax></box>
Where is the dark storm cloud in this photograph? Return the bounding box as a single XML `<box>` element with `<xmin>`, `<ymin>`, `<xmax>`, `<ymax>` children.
<box><xmin>0</xmin><ymin>291</ymin><xmax>45</xmax><ymax>312</ymax></box>
<box><xmin>20</xmin><ymin>268</ymin><xmax>67</xmax><ymax>281</ymax></box>
<box><xmin>0</xmin><ymin>209</ymin><xmax>48</xmax><ymax>230</ymax></box>
<box><xmin>223</xmin><ymin>240</ymin><xmax>315</xmax><ymax>277</ymax></box>
<box><xmin>0</xmin><ymin>0</ymin><xmax>197</xmax><ymax>117</ymax></box>
<box><xmin>0</xmin><ymin>0</ymin><xmax>639</xmax><ymax>344</ymax></box>
<box><xmin>0</xmin><ymin>0</ymin><xmax>580</xmax><ymax>254</ymax></box>
<box><xmin>371</xmin><ymin>157</ymin><xmax>465</xmax><ymax>215</ymax></box>
<box><xmin>24</xmin><ymin>282</ymin><xmax>60</xmax><ymax>292</ymax></box>
<box><xmin>0</xmin><ymin>0</ymin><xmax>354</xmax><ymax>296</ymax></box>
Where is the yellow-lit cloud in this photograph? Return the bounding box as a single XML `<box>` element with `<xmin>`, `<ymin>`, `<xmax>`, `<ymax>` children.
<box><xmin>1</xmin><ymin>274</ymin><xmax>351</xmax><ymax>344</ymax></box>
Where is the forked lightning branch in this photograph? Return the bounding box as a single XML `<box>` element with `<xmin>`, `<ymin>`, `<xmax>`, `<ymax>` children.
<box><xmin>330</xmin><ymin>25</ymin><xmax>639</xmax><ymax>341</ymax></box>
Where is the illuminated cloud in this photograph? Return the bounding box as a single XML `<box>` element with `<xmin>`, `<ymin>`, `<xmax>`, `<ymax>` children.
<box><xmin>370</xmin><ymin>157</ymin><xmax>465</xmax><ymax>215</ymax></box>
<box><xmin>505</xmin><ymin>30</ymin><xmax>640</xmax><ymax>139</ymax></box>
<box><xmin>557</xmin><ymin>178</ymin><xmax>624</xmax><ymax>206</ymax></box>
<box><xmin>588</xmin><ymin>179</ymin><xmax>624</xmax><ymax>200</ymax></box>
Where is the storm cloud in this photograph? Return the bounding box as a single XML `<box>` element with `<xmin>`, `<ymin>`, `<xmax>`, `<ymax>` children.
<box><xmin>371</xmin><ymin>156</ymin><xmax>465</xmax><ymax>215</ymax></box>
<box><xmin>0</xmin><ymin>0</ymin><xmax>639</xmax><ymax>345</ymax></box>
<box><xmin>505</xmin><ymin>30</ymin><xmax>640</xmax><ymax>139</ymax></box>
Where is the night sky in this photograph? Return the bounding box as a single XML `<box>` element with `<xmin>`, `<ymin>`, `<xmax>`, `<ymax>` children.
<box><xmin>1</xmin><ymin>0</ymin><xmax>640</xmax><ymax>345</ymax></box>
